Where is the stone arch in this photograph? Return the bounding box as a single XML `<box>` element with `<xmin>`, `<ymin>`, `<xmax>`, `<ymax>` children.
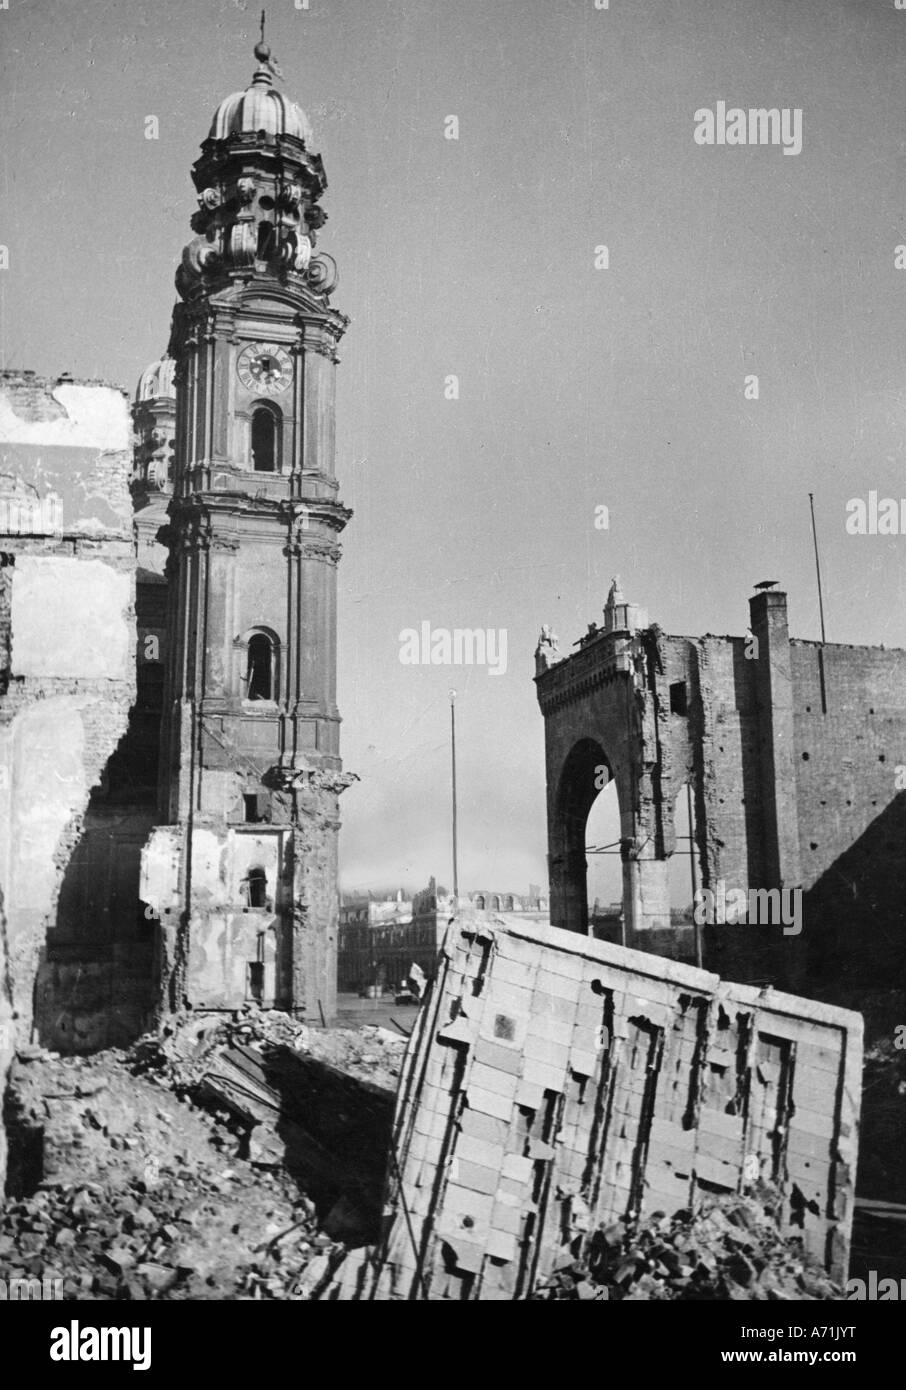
<box><xmin>545</xmin><ymin>724</ymin><xmax>676</xmax><ymax>941</ymax></box>
<box><xmin>550</xmin><ymin>737</ymin><xmax>615</xmax><ymax>935</ymax></box>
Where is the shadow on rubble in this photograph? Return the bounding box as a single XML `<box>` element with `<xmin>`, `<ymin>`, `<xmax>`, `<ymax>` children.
<box><xmin>199</xmin><ymin>1041</ymin><xmax>394</xmax><ymax>1245</ymax></box>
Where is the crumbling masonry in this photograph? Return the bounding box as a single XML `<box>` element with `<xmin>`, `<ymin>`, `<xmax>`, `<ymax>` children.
<box><xmin>0</xmin><ymin>371</ymin><xmax>137</xmax><ymax>1185</ymax></box>
<box><xmin>535</xmin><ymin>578</ymin><xmax>906</xmax><ymax>986</ymax></box>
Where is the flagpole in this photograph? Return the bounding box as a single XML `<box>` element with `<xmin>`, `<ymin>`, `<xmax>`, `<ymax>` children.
<box><xmin>688</xmin><ymin>781</ymin><xmax>701</xmax><ymax>969</ymax></box>
<box><xmin>808</xmin><ymin>492</ymin><xmax>829</xmax><ymax>714</ymax></box>
<box><xmin>808</xmin><ymin>492</ymin><xmax>827</xmax><ymax>645</ymax></box>
<box><xmin>450</xmin><ymin>691</ymin><xmax>459</xmax><ymax>902</ymax></box>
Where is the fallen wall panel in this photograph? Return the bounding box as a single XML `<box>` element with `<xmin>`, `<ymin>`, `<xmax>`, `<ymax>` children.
<box><xmin>331</xmin><ymin>913</ymin><xmax>862</xmax><ymax>1300</ymax></box>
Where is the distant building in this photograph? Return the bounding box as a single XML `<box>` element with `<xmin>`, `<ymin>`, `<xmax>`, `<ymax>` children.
<box><xmin>337</xmin><ymin>877</ymin><xmax>549</xmax><ymax>995</ymax></box>
<box><xmin>337</xmin><ymin>893</ymin><xmax>416</xmax><ymax>993</ymax></box>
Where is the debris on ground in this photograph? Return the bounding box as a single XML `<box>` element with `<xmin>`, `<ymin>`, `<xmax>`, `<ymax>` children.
<box><xmin>0</xmin><ymin>1012</ymin><xmax>406</xmax><ymax>1300</ymax></box>
<box><xmin>128</xmin><ymin>1008</ymin><xmax>406</xmax><ymax>1095</ymax></box>
<box><xmin>531</xmin><ymin>1189</ymin><xmax>844</xmax><ymax>1301</ymax></box>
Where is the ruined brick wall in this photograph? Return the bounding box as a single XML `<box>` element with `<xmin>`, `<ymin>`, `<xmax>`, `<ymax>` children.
<box><xmin>538</xmin><ymin>586</ymin><xmax>906</xmax><ymax>987</ymax></box>
<box><xmin>0</xmin><ymin>372</ymin><xmax>136</xmax><ymax>1093</ymax></box>
<box><xmin>791</xmin><ymin>641</ymin><xmax>906</xmax><ymax>886</ymax></box>
<box><xmin>538</xmin><ymin>621</ymin><xmax>762</xmax><ymax>943</ymax></box>
<box><xmin>790</xmin><ymin>640</ymin><xmax>906</xmax><ymax>976</ymax></box>
<box><xmin>689</xmin><ymin>636</ymin><xmax>762</xmax><ymax>891</ymax></box>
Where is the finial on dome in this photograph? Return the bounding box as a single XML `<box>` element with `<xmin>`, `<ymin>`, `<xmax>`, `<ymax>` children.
<box><xmin>251</xmin><ymin>10</ymin><xmax>283</xmax><ymax>86</ymax></box>
<box><xmin>255</xmin><ymin>9</ymin><xmax>269</xmax><ymax>62</ymax></box>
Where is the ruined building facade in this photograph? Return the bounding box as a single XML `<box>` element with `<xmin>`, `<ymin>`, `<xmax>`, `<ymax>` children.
<box><xmin>0</xmin><ymin>371</ymin><xmax>137</xmax><ymax>1184</ymax></box>
<box><xmin>0</xmin><ymin>43</ymin><xmax>354</xmax><ymax>1120</ymax></box>
<box><xmin>536</xmin><ymin>579</ymin><xmax>906</xmax><ymax>985</ymax></box>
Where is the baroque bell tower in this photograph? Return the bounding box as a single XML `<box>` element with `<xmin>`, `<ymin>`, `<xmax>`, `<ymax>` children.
<box><xmin>142</xmin><ymin>31</ymin><xmax>354</xmax><ymax>1022</ymax></box>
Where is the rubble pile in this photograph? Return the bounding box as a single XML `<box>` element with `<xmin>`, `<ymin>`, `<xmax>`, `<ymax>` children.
<box><xmin>532</xmin><ymin>1190</ymin><xmax>843</xmax><ymax>1301</ymax></box>
<box><xmin>128</xmin><ymin>1009</ymin><xmax>406</xmax><ymax>1096</ymax></box>
<box><xmin>0</xmin><ymin>1001</ymin><xmax>862</xmax><ymax>1301</ymax></box>
<box><xmin>0</xmin><ymin>1032</ymin><xmax>384</xmax><ymax>1300</ymax></box>
<box><xmin>126</xmin><ymin>1009</ymin><xmax>403</xmax><ymax>1230</ymax></box>
<box><xmin>0</xmin><ymin>1171</ymin><xmax>347</xmax><ymax>1301</ymax></box>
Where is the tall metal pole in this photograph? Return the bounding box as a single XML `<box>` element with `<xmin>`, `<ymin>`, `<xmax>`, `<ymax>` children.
<box><xmin>450</xmin><ymin>690</ymin><xmax>459</xmax><ymax>902</ymax></box>
<box><xmin>808</xmin><ymin>492</ymin><xmax>827</xmax><ymax>645</ymax></box>
<box><xmin>687</xmin><ymin>780</ymin><xmax>701</xmax><ymax>970</ymax></box>
<box><xmin>809</xmin><ymin>492</ymin><xmax>829</xmax><ymax>714</ymax></box>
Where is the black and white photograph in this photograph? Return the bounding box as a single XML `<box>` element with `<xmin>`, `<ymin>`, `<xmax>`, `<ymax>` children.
<box><xmin>0</xmin><ymin>0</ymin><xmax>904</xmax><ymax>1352</ymax></box>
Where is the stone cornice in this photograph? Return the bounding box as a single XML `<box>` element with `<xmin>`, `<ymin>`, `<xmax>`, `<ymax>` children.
<box><xmin>536</xmin><ymin>662</ymin><xmax>633</xmax><ymax>716</ymax></box>
<box><xmin>165</xmin><ymin>494</ymin><xmax>349</xmax><ymax>556</ymax></box>
<box><xmin>535</xmin><ymin>637</ymin><xmax>640</xmax><ymax>715</ymax></box>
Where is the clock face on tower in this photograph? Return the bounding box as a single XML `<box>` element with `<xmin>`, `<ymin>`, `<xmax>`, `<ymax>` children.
<box><xmin>236</xmin><ymin>342</ymin><xmax>293</xmax><ymax>395</ymax></box>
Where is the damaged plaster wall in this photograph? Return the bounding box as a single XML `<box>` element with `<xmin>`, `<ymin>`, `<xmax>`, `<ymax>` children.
<box><xmin>331</xmin><ymin>913</ymin><xmax>862</xmax><ymax>1301</ymax></box>
<box><xmin>141</xmin><ymin>778</ymin><xmax>346</xmax><ymax>1022</ymax></box>
<box><xmin>0</xmin><ymin>371</ymin><xmax>135</xmax><ymax>1114</ymax></box>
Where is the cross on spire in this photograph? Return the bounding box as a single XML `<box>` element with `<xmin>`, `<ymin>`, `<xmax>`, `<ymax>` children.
<box><xmin>253</xmin><ymin>10</ymin><xmax>283</xmax><ymax>81</ymax></box>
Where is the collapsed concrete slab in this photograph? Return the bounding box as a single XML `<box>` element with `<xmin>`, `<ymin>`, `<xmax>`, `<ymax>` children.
<box><xmin>330</xmin><ymin>913</ymin><xmax>862</xmax><ymax>1300</ymax></box>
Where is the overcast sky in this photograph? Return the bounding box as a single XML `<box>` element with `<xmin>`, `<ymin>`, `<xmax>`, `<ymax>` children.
<box><xmin>3</xmin><ymin>0</ymin><xmax>906</xmax><ymax>898</ymax></box>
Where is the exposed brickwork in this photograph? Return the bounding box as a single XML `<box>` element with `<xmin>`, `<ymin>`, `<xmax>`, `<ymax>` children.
<box><xmin>537</xmin><ymin>584</ymin><xmax>906</xmax><ymax>990</ymax></box>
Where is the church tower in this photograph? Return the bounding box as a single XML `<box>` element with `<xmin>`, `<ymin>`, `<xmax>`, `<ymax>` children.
<box><xmin>142</xmin><ymin>34</ymin><xmax>354</xmax><ymax>1022</ymax></box>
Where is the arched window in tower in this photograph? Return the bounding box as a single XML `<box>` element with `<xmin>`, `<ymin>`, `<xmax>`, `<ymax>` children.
<box><xmin>246</xmin><ymin>633</ymin><xmax>274</xmax><ymax>701</ymax></box>
<box><xmin>251</xmin><ymin>408</ymin><xmax>277</xmax><ymax>472</ymax></box>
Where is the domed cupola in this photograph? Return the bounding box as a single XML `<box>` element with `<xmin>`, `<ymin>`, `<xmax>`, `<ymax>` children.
<box><xmin>136</xmin><ymin>355</ymin><xmax>177</xmax><ymax>404</ymax></box>
<box><xmin>209</xmin><ymin>43</ymin><xmax>314</xmax><ymax>146</ymax></box>
<box><xmin>132</xmin><ymin>355</ymin><xmax>176</xmax><ymax>499</ymax></box>
<box><xmin>175</xmin><ymin>32</ymin><xmax>337</xmax><ymax>302</ymax></box>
